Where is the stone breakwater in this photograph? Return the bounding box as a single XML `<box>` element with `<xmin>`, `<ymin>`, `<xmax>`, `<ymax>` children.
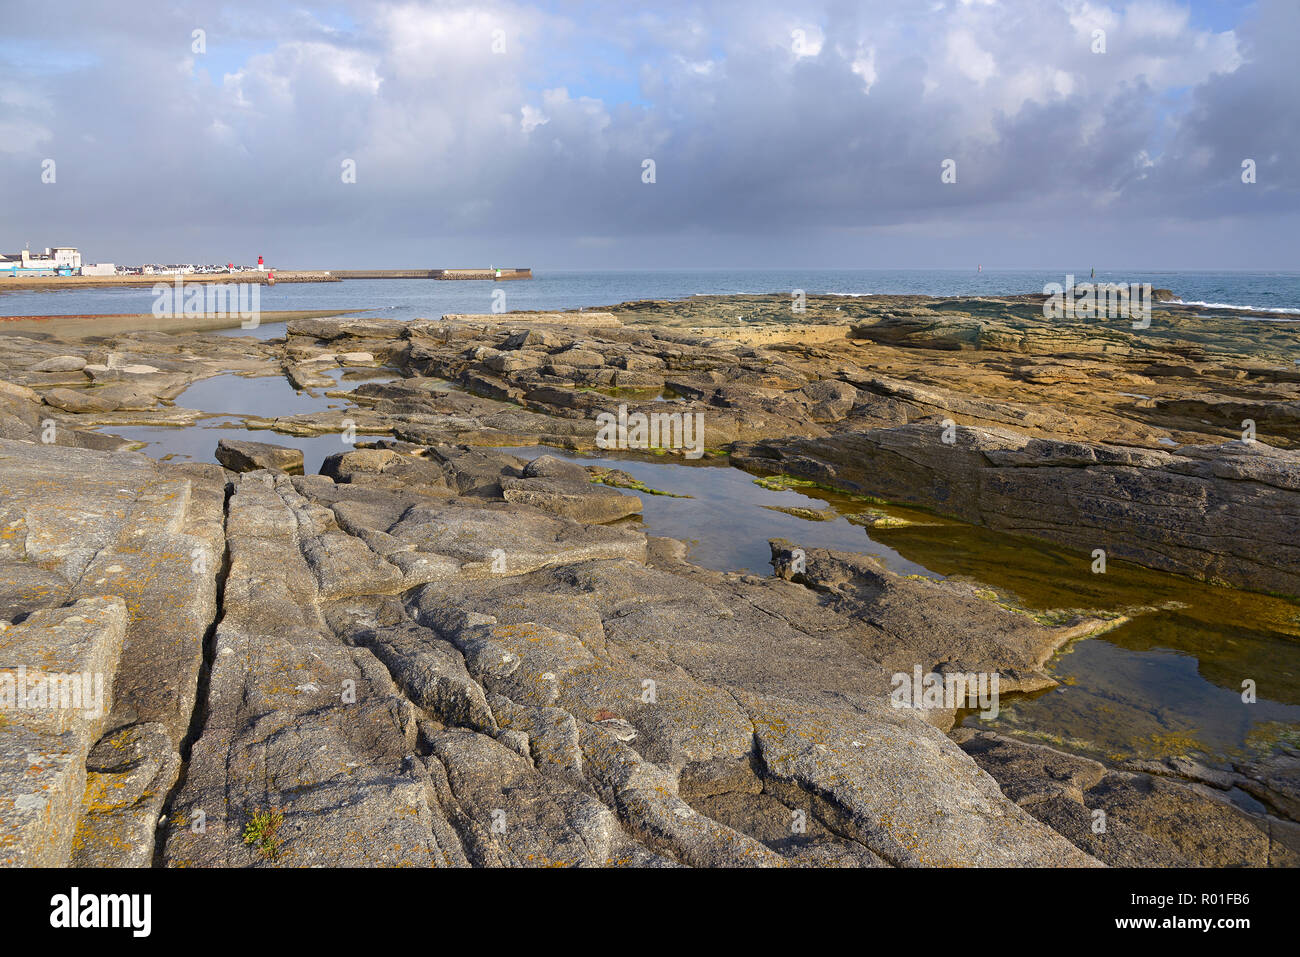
<box><xmin>0</xmin><ymin>295</ymin><xmax>1297</xmax><ymax>867</ymax></box>
<box><xmin>329</xmin><ymin>269</ymin><xmax>532</xmax><ymax>280</ymax></box>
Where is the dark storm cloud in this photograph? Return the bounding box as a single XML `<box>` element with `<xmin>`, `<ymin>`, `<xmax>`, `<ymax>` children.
<box><xmin>0</xmin><ymin>0</ymin><xmax>1294</xmax><ymax>268</ymax></box>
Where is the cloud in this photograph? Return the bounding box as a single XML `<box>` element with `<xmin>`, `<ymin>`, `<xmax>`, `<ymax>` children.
<box><xmin>946</xmin><ymin>31</ymin><xmax>998</xmax><ymax>84</ymax></box>
<box><xmin>0</xmin><ymin>0</ymin><xmax>1292</xmax><ymax>268</ymax></box>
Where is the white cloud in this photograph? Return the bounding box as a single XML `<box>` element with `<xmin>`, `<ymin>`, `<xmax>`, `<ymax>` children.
<box><xmin>520</xmin><ymin>104</ymin><xmax>549</xmax><ymax>133</ymax></box>
<box><xmin>851</xmin><ymin>53</ymin><xmax>877</xmax><ymax>93</ymax></box>
<box><xmin>946</xmin><ymin>31</ymin><xmax>997</xmax><ymax>84</ymax></box>
<box><xmin>1124</xmin><ymin>0</ymin><xmax>1190</xmax><ymax>40</ymax></box>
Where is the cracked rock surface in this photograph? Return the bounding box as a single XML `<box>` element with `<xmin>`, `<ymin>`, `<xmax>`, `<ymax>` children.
<box><xmin>161</xmin><ymin>464</ymin><xmax>1099</xmax><ymax>867</ymax></box>
<box><xmin>1</xmin><ymin>300</ymin><xmax>1297</xmax><ymax>867</ymax></box>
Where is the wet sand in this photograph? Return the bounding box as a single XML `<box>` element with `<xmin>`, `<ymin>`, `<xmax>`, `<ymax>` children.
<box><xmin>0</xmin><ymin>308</ymin><xmax>369</xmax><ymax>338</ymax></box>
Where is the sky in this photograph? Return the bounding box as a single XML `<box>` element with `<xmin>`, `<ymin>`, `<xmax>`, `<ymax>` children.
<box><xmin>0</xmin><ymin>0</ymin><xmax>1295</xmax><ymax>270</ymax></box>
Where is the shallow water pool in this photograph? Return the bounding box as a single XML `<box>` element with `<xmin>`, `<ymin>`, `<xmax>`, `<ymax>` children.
<box><xmin>101</xmin><ymin>385</ymin><xmax>1300</xmax><ymax>777</ymax></box>
<box><xmin>105</xmin><ymin>370</ymin><xmax>393</xmax><ymax>474</ymax></box>
<box><xmin>498</xmin><ymin>445</ymin><xmax>1300</xmax><ymax>776</ymax></box>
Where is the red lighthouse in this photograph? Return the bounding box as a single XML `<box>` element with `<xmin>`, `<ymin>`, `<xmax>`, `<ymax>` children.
<box><xmin>257</xmin><ymin>255</ymin><xmax>265</xmax><ymax>269</ymax></box>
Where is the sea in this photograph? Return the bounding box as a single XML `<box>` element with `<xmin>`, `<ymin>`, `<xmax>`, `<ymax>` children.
<box><xmin>2</xmin><ymin>268</ymin><xmax>1299</xmax><ymax>321</ymax></box>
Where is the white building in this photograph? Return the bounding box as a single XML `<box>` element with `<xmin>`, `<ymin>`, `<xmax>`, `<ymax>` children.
<box><xmin>47</xmin><ymin>247</ymin><xmax>81</xmax><ymax>270</ymax></box>
<box><xmin>0</xmin><ymin>246</ymin><xmax>83</xmax><ymax>275</ymax></box>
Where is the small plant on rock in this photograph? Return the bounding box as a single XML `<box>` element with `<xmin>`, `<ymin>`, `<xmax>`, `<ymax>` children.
<box><xmin>243</xmin><ymin>808</ymin><xmax>284</xmax><ymax>860</ymax></box>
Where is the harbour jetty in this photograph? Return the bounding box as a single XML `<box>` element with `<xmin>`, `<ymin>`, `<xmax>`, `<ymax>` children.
<box><xmin>331</xmin><ymin>268</ymin><xmax>533</xmax><ymax>280</ymax></box>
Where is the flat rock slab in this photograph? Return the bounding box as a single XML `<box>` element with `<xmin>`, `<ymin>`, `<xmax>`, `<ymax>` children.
<box><xmin>443</xmin><ymin>312</ymin><xmax>622</xmax><ymax>328</ymax></box>
<box><xmin>216</xmin><ymin>438</ymin><xmax>305</xmax><ymax>474</ymax></box>
<box><xmin>500</xmin><ymin>475</ymin><xmax>642</xmax><ymax>524</ymax></box>
<box><xmin>957</xmin><ymin>730</ymin><xmax>1299</xmax><ymax>867</ymax></box>
<box><xmin>0</xmin><ymin>440</ymin><xmax>223</xmax><ymax>866</ymax></box>
<box><xmin>748</xmin><ymin>695</ymin><xmax>1097</xmax><ymax>867</ymax></box>
<box><xmin>0</xmin><ymin>597</ymin><xmax>127</xmax><ymax>867</ymax></box>
<box><xmin>736</xmin><ymin>424</ymin><xmax>1300</xmax><ymax>597</ymax></box>
<box><xmin>28</xmin><ymin>356</ymin><xmax>86</xmax><ymax>373</ymax></box>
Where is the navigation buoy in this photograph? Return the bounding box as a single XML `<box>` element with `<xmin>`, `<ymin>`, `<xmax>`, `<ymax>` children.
<box><xmin>267</xmin><ymin>271</ymin><xmax>276</xmax><ymax>286</ymax></box>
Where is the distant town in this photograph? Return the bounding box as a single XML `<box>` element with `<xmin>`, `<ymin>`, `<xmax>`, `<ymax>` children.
<box><xmin>0</xmin><ymin>248</ymin><xmax>531</xmax><ymax>285</ymax></box>
<box><xmin>0</xmin><ymin>246</ymin><xmax>274</xmax><ymax>277</ymax></box>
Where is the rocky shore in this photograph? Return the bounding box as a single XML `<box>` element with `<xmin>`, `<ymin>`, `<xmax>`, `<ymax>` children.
<box><xmin>1</xmin><ymin>293</ymin><xmax>1297</xmax><ymax>867</ymax></box>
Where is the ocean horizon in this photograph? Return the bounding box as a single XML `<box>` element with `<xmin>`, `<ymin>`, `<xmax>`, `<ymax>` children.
<box><xmin>3</xmin><ymin>268</ymin><xmax>1298</xmax><ymax>321</ymax></box>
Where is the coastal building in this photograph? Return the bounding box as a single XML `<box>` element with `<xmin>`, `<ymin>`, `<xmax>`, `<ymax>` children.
<box><xmin>0</xmin><ymin>246</ymin><xmax>83</xmax><ymax>276</ymax></box>
<box><xmin>48</xmin><ymin>246</ymin><xmax>81</xmax><ymax>271</ymax></box>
